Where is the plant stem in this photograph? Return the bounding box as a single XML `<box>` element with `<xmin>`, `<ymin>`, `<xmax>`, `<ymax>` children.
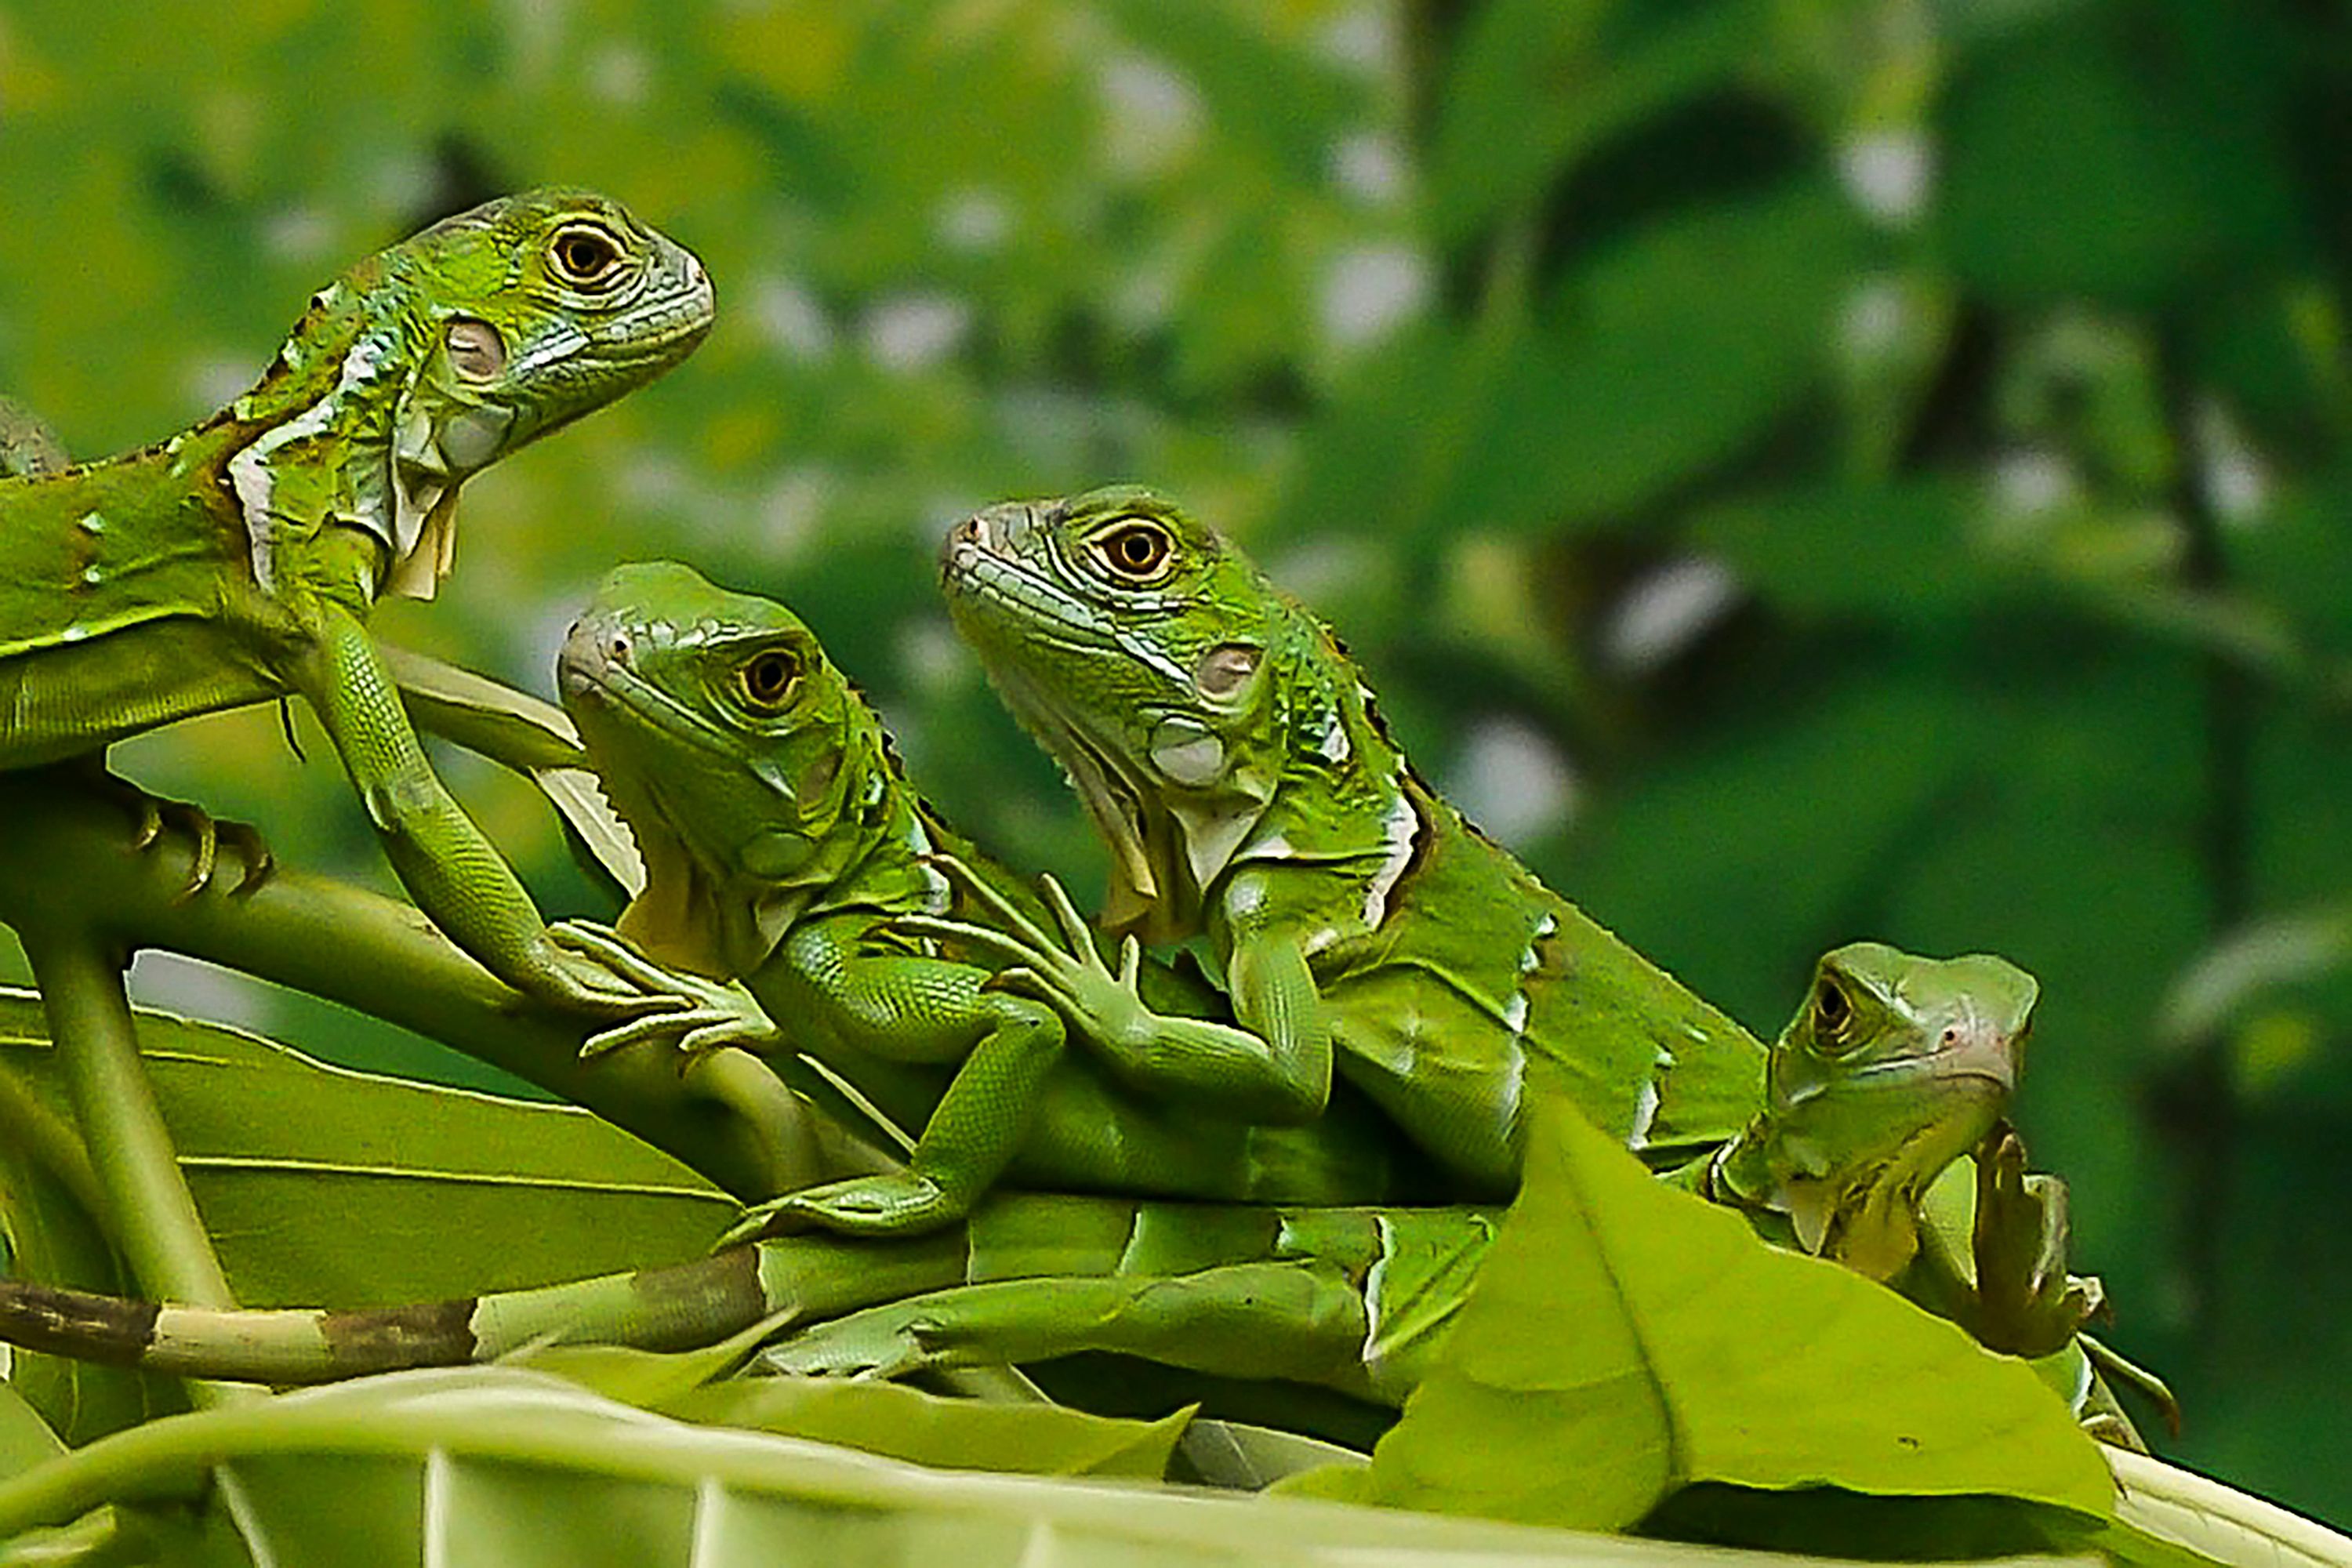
<box><xmin>0</xmin><ymin>774</ymin><xmax>866</xmax><ymax>1204</ymax></box>
<box><xmin>0</xmin><ymin>1053</ymin><xmax>104</xmax><ymax>1218</ymax></box>
<box><xmin>16</xmin><ymin>930</ymin><xmax>234</xmax><ymax>1314</ymax></box>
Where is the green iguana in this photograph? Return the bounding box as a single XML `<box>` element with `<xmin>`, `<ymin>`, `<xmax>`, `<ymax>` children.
<box><xmin>547</xmin><ymin>561</ymin><xmax>1433</xmax><ymax>1232</ymax></box>
<box><xmin>914</xmin><ymin>485</ymin><xmax>1760</xmax><ymax>1216</ymax></box>
<box><xmin>0</xmin><ymin>937</ymin><xmax>2141</xmax><ymax>1439</ymax></box>
<box><xmin>0</xmin><ymin>190</ymin><xmax>713</xmax><ymax>1010</ymax></box>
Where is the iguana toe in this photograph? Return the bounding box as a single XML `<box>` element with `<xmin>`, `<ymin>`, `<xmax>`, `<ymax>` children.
<box><xmin>736</xmin><ymin>1174</ymin><xmax>961</xmax><ymax>1240</ymax></box>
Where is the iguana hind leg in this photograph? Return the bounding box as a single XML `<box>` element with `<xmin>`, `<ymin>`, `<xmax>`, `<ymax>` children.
<box><xmin>725</xmin><ymin>990</ymin><xmax>1069</xmax><ymax>1241</ymax></box>
<box><xmin>757</xmin><ymin>1259</ymin><xmax>1379</xmax><ymax>1399</ymax></box>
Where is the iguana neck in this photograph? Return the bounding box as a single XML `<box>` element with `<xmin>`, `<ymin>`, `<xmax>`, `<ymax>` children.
<box><xmin>1703</xmin><ymin>1102</ymin><xmax>1953</xmax><ymax>1283</ymax></box>
<box><xmin>1113</xmin><ymin>622</ymin><xmax>1424</xmax><ymax>946</ymax></box>
<box><xmin>621</xmin><ymin>713</ymin><xmax>949</xmax><ymax>982</ymax></box>
<box><xmin>23</xmin><ymin>263</ymin><xmax>432</xmax><ymax>607</ymax></box>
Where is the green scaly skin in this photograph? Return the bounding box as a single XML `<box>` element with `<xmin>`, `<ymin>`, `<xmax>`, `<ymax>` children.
<box><xmin>551</xmin><ymin>562</ymin><xmax>1432</xmax><ymax>1234</ymax></box>
<box><xmin>0</xmin><ymin>939</ymin><xmax>2114</xmax><ymax>1430</ymax></box>
<box><xmin>923</xmin><ymin>487</ymin><xmax>1763</xmax><ymax>1214</ymax></box>
<box><xmin>0</xmin><ymin>191</ymin><xmax>713</xmax><ymax>1011</ymax></box>
<box><xmin>752</xmin><ymin>942</ymin><xmax>2082</xmax><ymax>1399</ymax></box>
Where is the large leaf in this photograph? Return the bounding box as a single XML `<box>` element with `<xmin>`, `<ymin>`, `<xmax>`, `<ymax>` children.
<box><xmin>0</xmin><ymin>989</ymin><xmax>729</xmax><ymax>1307</ymax></box>
<box><xmin>0</xmin><ymin>1379</ymin><xmax>61</xmax><ymax>1484</ymax></box>
<box><xmin>1278</xmin><ymin>182</ymin><xmax>1860</xmax><ymax>550</ymax></box>
<box><xmin>1427</xmin><ymin>0</ymin><xmax>1767</xmax><ymax>241</ymax></box>
<box><xmin>1349</xmin><ymin>1109</ymin><xmax>2114</xmax><ymax>1530</ymax></box>
<box><xmin>1936</xmin><ymin>7</ymin><xmax>2299</xmax><ymax>305</ymax></box>
<box><xmin>0</xmin><ymin>1367</ymin><xmax>1914</xmax><ymax>1567</ymax></box>
<box><xmin>660</xmin><ymin>1376</ymin><xmax>1188</xmax><ymax>1481</ymax></box>
<box><xmin>0</xmin><ymin>1059</ymin><xmax>183</xmax><ymax>1445</ymax></box>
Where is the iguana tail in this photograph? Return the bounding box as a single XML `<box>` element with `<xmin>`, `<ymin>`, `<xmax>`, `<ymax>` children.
<box><xmin>0</xmin><ymin>1196</ymin><xmax>1501</xmax><ymax>1386</ymax></box>
<box><xmin>0</xmin><ymin>1231</ymin><xmax>968</xmax><ymax>1385</ymax></box>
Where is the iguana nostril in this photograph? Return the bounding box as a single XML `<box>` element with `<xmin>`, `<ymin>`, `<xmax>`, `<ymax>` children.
<box><xmin>608</xmin><ymin>633</ymin><xmax>632</xmax><ymax>663</ymax></box>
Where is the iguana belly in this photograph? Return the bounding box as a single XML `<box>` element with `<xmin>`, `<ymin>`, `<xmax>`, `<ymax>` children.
<box><xmin>0</xmin><ymin>617</ymin><xmax>283</xmax><ymax>764</ymax></box>
<box><xmin>0</xmin><ymin>440</ymin><xmax>285</xmax><ymax>761</ymax></box>
<box><xmin>1311</xmin><ymin>819</ymin><xmax>1766</xmax><ymax>1189</ymax></box>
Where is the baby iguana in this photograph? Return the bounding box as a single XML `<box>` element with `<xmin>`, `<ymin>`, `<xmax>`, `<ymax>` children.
<box><xmin>924</xmin><ymin>487</ymin><xmax>1762</xmax><ymax>1206</ymax></box>
<box><xmin>0</xmin><ymin>939</ymin><xmax>2151</xmax><ymax>1442</ymax></box>
<box><xmin>0</xmin><ymin>191</ymin><xmax>713</xmax><ymax>1010</ymax></box>
<box><xmin>551</xmin><ymin>561</ymin><xmax>1430</xmax><ymax>1231</ymax></box>
<box><xmin>766</xmin><ymin>940</ymin><xmax>2162</xmax><ymax>1447</ymax></box>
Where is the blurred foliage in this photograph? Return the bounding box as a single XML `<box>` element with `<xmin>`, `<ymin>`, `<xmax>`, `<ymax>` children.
<box><xmin>1</xmin><ymin>0</ymin><xmax>2348</xmax><ymax>1526</ymax></box>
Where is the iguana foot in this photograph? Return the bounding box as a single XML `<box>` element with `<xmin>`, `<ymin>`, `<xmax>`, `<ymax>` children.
<box><xmin>721</xmin><ymin>1174</ymin><xmax>960</xmax><ymax>1245</ymax></box>
<box><xmin>549</xmin><ymin>920</ymin><xmax>771</xmax><ymax>1058</ymax></box>
<box><xmin>93</xmin><ymin>774</ymin><xmax>274</xmax><ymax>901</ymax></box>
<box><xmin>1968</xmin><ymin>1125</ymin><xmax>2099</xmax><ymax>1358</ymax></box>
<box><xmin>900</xmin><ymin>869</ymin><xmax>1160</xmax><ymax>1057</ymax></box>
<box><xmin>760</xmin><ymin>1308</ymin><xmax>936</xmax><ymax>1381</ymax></box>
<box><xmin>509</xmin><ymin>920</ymin><xmax>702</xmax><ymax>1022</ymax></box>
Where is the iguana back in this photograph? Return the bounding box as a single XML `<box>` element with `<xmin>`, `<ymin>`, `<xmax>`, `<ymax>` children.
<box><xmin>938</xmin><ymin>488</ymin><xmax>1763</xmax><ymax>1198</ymax></box>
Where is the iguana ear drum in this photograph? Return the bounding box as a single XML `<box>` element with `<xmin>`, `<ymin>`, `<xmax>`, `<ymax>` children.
<box><xmin>445</xmin><ymin>318</ymin><xmax>507</xmax><ymax>379</ymax></box>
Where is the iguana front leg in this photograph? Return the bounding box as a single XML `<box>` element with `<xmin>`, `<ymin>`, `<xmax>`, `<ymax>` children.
<box><xmin>296</xmin><ymin>597</ymin><xmax>662</xmax><ymax>1014</ymax></box>
<box><xmin>907</xmin><ymin>862</ymin><xmax>1332</xmax><ymax>1123</ymax></box>
<box><xmin>759</xmin><ymin>1259</ymin><xmax>1379</xmax><ymax>1396</ymax></box>
<box><xmin>719</xmin><ymin>919</ymin><xmax>1076</xmax><ymax>1240</ymax></box>
<box><xmin>1966</xmin><ymin>1125</ymin><xmax>2181</xmax><ymax>1442</ymax></box>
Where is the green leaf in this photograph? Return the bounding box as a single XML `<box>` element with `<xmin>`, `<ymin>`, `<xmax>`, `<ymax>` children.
<box><xmin>1280</xmin><ymin>183</ymin><xmax>1860</xmax><ymax>550</ymax></box>
<box><xmin>0</xmin><ymin>1367</ymin><xmax>1878</xmax><ymax>1566</ymax></box>
<box><xmin>1566</xmin><ymin>673</ymin><xmax>1977</xmax><ymax>1030</ymax></box>
<box><xmin>1358</xmin><ymin>1109</ymin><xmax>2114</xmax><ymax>1530</ymax></box>
<box><xmin>2107</xmin><ymin>1447</ymin><xmax>2352</xmax><ymax>1568</ymax></box>
<box><xmin>0</xmin><ymin>1057</ymin><xmax>182</xmax><ymax>1446</ymax></box>
<box><xmin>1937</xmin><ymin>8</ymin><xmax>2299</xmax><ymax>305</ymax></box>
<box><xmin>1428</xmin><ymin>0</ymin><xmax>1766</xmax><ymax>241</ymax></box>
<box><xmin>1691</xmin><ymin>483</ymin><xmax>1999</xmax><ymax>622</ymax></box>
<box><xmin>659</xmin><ymin>1376</ymin><xmax>1188</xmax><ymax>1481</ymax></box>
<box><xmin>0</xmin><ymin>990</ymin><xmax>729</xmax><ymax>1308</ymax></box>
<box><xmin>1174</xmin><ymin>1418</ymin><xmax>1367</xmax><ymax>1492</ymax></box>
<box><xmin>0</xmin><ymin>1379</ymin><xmax>62</xmax><ymax>1483</ymax></box>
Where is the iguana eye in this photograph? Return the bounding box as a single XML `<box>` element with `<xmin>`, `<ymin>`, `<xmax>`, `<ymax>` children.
<box><xmin>550</xmin><ymin>223</ymin><xmax>626</xmax><ymax>289</ymax></box>
<box><xmin>737</xmin><ymin>649</ymin><xmax>802</xmax><ymax>713</ymax></box>
<box><xmin>1094</xmin><ymin>520</ymin><xmax>1174</xmax><ymax>582</ymax></box>
<box><xmin>1811</xmin><ymin>977</ymin><xmax>1856</xmax><ymax>1048</ymax></box>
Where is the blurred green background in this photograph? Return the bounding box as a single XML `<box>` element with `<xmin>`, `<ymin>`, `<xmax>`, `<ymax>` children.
<box><xmin>2</xmin><ymin>0</ymin><xmax>2347</xmax><ymax>1525</ymax></box>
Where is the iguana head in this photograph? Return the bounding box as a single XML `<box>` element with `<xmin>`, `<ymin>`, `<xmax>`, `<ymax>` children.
<box><xmin>1726</xmin><ymin>941</ymin><xmax>2037</xmax><ymax>1280</ymax></box>
<box><xmin>242</xmin><ymin>188</ymin><xmax>713</xmax><ymax>600</ymax></box>
<box><xmin>558</xmin><ymin>561</ymin><xmax>889</xmax><ymax>978</ymax></box>
<box><xmin>940</xmin><ymin>487</ymin><xmax>1385</xmax><ymax>939</ymax></box>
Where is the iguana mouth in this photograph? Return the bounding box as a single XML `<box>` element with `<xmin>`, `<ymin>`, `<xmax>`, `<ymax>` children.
<box><xmin>588</xmin><ymin>249</ymin><xmax>716</xmax><ymax>367</ymax></box>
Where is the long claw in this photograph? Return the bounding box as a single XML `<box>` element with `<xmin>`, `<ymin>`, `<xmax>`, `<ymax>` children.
<box><xmin>547</xmin><ymin>920</ymin><xmax>673</xmax><ymax>990</ymax></box>
<box><xmin>219</xmin><ymin>822</ymin><xmax>277</xmax><ymax>897</ymax></box>
<box><xmin>1036</xmin><ymin>873</ymin><xmax>1096</xmax><ymax>956</ymax></box>
<box><xmin>579</xmin><ymin>1018</ymin><xmax>667</xmax><ymax>1059</ymax></box>
<box><xmin>977</xmin><ymin>966</ymin><xmax>1047</xmax><ymax>1000</ymax></box>
<box><xmin>127</xmin><ymin>795</ymin><xmax>165</xmax><ymax>854</ymax></box>
<box><xmin>1117</xmin><ymin>935</ymin><xmax>1142</xmax><ymax>988</ymax></box>
<box><xmin>176</xmin><ymin>812</ymin><xmax>219</xmax><ymax>902</ymax></box>
<box><xmin>924</xmin><ymin>855</ymin><xmax>1061</xmax><ymax>953</ymax></box>
<box><xmin>896</xmin><ymin>913</ymin><xmax>1038</xmax><ymax>964</ymax></box>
